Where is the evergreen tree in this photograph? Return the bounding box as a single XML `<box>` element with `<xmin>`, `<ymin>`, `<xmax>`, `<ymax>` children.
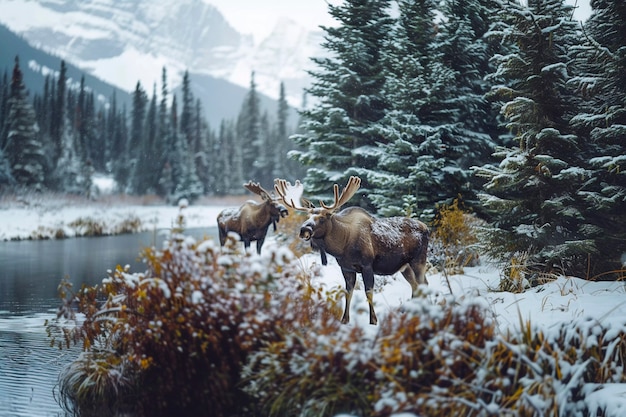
<box><xmin>214</xmin><ymin>119</ymin><xmax>240</xmax><ymax>195</ymax></box>
<box><xmin>367</xmin><ymin>0</ymin><xmax>453</xmax><ymax>217</ymax></box>
<box><xmin>156</xmin><ymin>67</ymin><xmax>170</xmax><ymax>197</ymax></box>
<box><xmin>0</xmin><ymin>71</ymin><xmax>9</xmax><ymax>152</ymax></box>
<box><xmin>50</xmin><ymin>60</ymin><xmax>66</xmax><ymax>164</ymax></box>
<box><xmin>110</xmin><ymin>97</ymin><xmax>131</xmax><ymax>191</ymax></box>
<box><xmin>166</xmin><ymin>95</ymin><xmax>202</xmax><ymax>204</ymax></box>
<box><xmin>0</xmin><ymin>71</ymin><xmax>12</xmax><ymax>187</ymax></box>
<box><xmin>474</xmin><ymin>0</ymin><xmax>591</xmax><ymax>277</ymax></box>
<box><xmin>291</xmin><ymin>0</ymin><xmax>393</xmax><ymax>205</ymax></box>
<box><xmin>130</xmin><ymin>85</ymin><xmax>158</xmax><ymax>195</ymax></box>
<box><xmin>128</xmin><ymin>82</ymin><xmax>148</xmax><ymax>194</ymax></box>
<box><xmin>180</xmin><ymin>70</ymin><xmax>195</xmax><ymax>149</ymax></box>
<box><xmin>569</xmin><ymin>0</ymin><xmax>626</xmax><ymax>275</ymax></box>
<box><xmin>273</xmin><ymin>82</ymin><xmax>288</xmax><ymax>181</ymax></box>
<box><xmin>0</xmin><ymin>147</ymin><xmax>13</xmax><ymax>187</ymax></box>
<box><xmin>274</xmin><ymin>81</ymin><xmax>304</xmax><ymax>181</ymax></box>
<box><xmin>4</xmin><ymin>56</ymin><xmax>46</xmax><ymax>189</ymax></box>
<box><xmin>237</xmin><ymin>72</ymin><xmax>262</xmax><ymax>183</ymax></box>
<box><xmin>193</xmin><ymin>99</ymin><xmax>212</xmax><ymax>194</ymax></box>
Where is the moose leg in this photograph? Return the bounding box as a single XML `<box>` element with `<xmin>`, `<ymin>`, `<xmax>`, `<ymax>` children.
<box><xmin>256</xmin><ymin>237</ymin><xmax>264</xmax><ymax>255</ymax></box>
<box><xmin>218</xmin><ymin>228</ymin><xmax>226</xmax><ymax>247</ymax></box>
<box><xmin>362</xmin><ymin>266</ymin><xmax>378</xmax><ymax>325</ymax></box>
<box><xmin>410</xmin><ymin>258</ymin><xmax>429</xmax><ymax>286</ymax></box>
<box><xmin>400</xmin><ymin>265</ymin><xmax>419</xmax><ymax>297</ymax></box>
<box><xmin>341</xmin><ymin>269</ymin><xmax>357</xmax><ymax>324</ymax></box>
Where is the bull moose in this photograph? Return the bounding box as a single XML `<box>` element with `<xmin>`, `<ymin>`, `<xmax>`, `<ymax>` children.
<box><xmin>217</xmin><ymin>181</ymin><xmax>288</xmax><ymax>254</ymax></box>
<box><xmin>274</xmin><ymin>176</ymin><xmax>429</xmax><ymax>325</ymax></box>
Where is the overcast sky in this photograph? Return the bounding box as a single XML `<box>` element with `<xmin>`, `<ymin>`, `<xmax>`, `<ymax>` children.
<box><xmin>205</xmin><ymin>0</ymin><xmax>591</xmax><ymax>45</ymax></box>
<box><xmin>203</xmin><ymin>0</ymin><xmax>338</xmax><ymax>43</ymax></box>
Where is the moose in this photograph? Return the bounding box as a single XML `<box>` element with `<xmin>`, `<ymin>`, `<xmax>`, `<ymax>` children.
<box><xmin>274</xmin><ymin>176</ymin><xmax>429</xmax><ymax>325</ymax></box>
<box><xmin>217</xmin><ymin>181</ymin><xmax>288</xmax><ymax>254</ymax></box>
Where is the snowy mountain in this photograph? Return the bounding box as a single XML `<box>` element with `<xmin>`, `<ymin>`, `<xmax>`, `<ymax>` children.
<box><xmin>0</xmin><ymin>0</ymin><xmax>324</xmax><ymax>107</ymax></box>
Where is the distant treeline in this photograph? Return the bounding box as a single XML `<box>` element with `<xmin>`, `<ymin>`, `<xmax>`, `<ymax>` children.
<box><xmin>0</xmin><ymin>57</ymin><xmax>303</xmax><ymax>201</ymax></box>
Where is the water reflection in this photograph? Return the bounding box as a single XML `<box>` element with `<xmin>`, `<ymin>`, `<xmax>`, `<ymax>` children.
<box><xmin>0</xmin><ymin>228</ymin><xmax>217</xmax><ymax>417</ymax></box>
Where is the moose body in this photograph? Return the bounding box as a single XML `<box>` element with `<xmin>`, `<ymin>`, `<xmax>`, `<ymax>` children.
<box><xmin>275</xmin><ymin>177</ymin><xmax>429</xmax><ymax>325</ymax></box>
<box><xmin>217</xmin><ymin>182</ymin><xmax>288</xmax><ymax>254</ymax></box>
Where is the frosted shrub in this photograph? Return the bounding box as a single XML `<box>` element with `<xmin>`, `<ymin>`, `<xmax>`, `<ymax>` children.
<box><xmin>242</xmin><ymin>293</ymin><xmax>497</xmax><ymax>417</ymax></box>
<box><xmin>242</xmin><ymin>291</ymin><xmax>626</xmax><ymax>417</ymax></box>
<box><xmin>430</xmin><ymin>198</ymin><xmax>482</xmax><ymax>274</ymax></box>
<box><xmin>48</xmin><ymin>211</ymin><xmax>329</xmax><ymax>417</ymax></box>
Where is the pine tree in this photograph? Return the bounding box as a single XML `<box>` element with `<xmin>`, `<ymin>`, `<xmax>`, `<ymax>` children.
<box><xmin>0</xmin><ymin>70</ymin><xmax>15</xmax><ymax>186</ymax></box>
<box><xmin>364</xmin><ymin>0</ymin><xmax>503</xmax><ymax>219</ymax></box>
<box><xmin>166</xmin><ymin>94</ymin><xmax>202</xmax><ymax>204</ymax></box>
<box><xmin>291</xmin><ymin>0</ymin><xmax>393</xmax><ymax>205</ymax></box>
<box><xmin>474</xmin><ymin>0</ymin><xmax>592</xmax><ymax>277</ymax></box>
<box><xmin>157</xmin><ymin>67</ymin><xmax>171</xmax><ymax>197</ymax></box>
<box><xmin>237</xmin><ymin>72</ymin><xmax>262</xmax><ymax>183</ymax></box>
<box><xmin>0</xmin><ymin>71</ymin><xmax>9</xmax><ymax>153</ymax></box>
<box><xmin>4</xmin><ymin>56</ymin><xmax>46</xmax><ymax>189</ymax></box>
<box><xmin>275</xmin><ymin>81</ymin><xmax>303</xmax><ymax>181</ymax></box>
<box><xmin>50</xmin><ymin>60</ymin><xmax>66</xmax><ymax>164</ymax></box>
<box><xmin>193</xmin><ymin>99</ymin><xmax>211</xmax><ymax>194</ymax></box>
<box><xmin>128</xmin><ymin>82</ymin><xmax>148</xmax><ymax>194</ymax></box>
<box><xmin>214</xmin><ymin>119</ymin><xmax>237</xmax><ymax>195</ymax></box>
<box><xmin>568</xmin><ymin>0</ymin><xmax>626</xmax><ymax>275</ymax></box>
<box><xmin>130</xmin><ymin>85</ymin><xmax>158</xmax><ymax>195</ymax></box>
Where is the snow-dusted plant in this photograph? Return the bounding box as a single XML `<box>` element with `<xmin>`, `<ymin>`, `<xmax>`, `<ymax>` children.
<box><xmin>47</xmin><ymin>208</ymin><xmax>332</xmax><ymax>417</ymax></box>
<box><xmin>242</xmin><ymin>290</ymin><xmax>626</xmax><ymax>417</ymax></box>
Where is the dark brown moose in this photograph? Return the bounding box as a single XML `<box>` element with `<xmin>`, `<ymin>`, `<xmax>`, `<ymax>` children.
<box><xmin>274</xmin><ymin>176</ymin><xmax>429</xmax><ymax>325</ymax></box>
<box><xmin>217</xmin><ymin>181</ymin><xmax>288</xmax><ymax>254</ymax></box>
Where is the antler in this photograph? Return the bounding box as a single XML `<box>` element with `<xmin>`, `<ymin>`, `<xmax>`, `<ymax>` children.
<box><xmin>244</xmin><ymin>181</ymin><xmax>271</xmax><ymax>201</ymax></box>
<box><xmin>274</xmin><ymin>179</ymin><xmax>311</xmax><ymax>211</ymax></box>
<box><xmin>319</xmin><ymin>176</ymin><xmax>361</xmax><ymax>212</ymax></box>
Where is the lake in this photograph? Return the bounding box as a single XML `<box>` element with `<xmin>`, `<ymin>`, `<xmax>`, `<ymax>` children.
<box><xmin>0</xmin><ymin>227</ymin><xmax>217</xmax><ymax>417</ymax></box>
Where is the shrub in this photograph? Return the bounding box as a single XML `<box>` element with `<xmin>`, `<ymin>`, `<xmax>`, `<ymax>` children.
<box><xmin>48</xmin><ymin>208</ymin><xmax>335</xmax><ymax>417</ymax></box>
<box><xmin>68</xmin><ymin>216</ymin><xmax>106</xmax><ymax>236</ymax></box>
<box><xmin>241</xmin><ymin>290</ymin><xmax>626</xmax><ymax>417</ymax></box>
<box><xmin>430</xmin><ymin>198</ymin><xmax>482</xmax><ymax>274</ymax></box>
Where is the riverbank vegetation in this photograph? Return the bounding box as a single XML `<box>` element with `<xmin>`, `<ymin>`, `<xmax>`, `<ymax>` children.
<box><xmin>46</xmin><ymin>204</ymin><xmax>626</xmax><ymax>416</ymax></box>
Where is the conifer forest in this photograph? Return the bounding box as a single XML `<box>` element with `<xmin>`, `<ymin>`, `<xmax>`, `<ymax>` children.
<box><xmin>1</xmin><ymin>0</ymin><xmax>625</xmax><ymax>279</ymax></box>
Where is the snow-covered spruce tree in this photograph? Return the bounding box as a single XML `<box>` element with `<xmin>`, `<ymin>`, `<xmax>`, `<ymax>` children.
<box><xmin>156</xmin><ymin>67</ymin><xmax>170</xmax><ymax>197</ymax></box>
<box><xmin>276</xmin><ymin>82</ymin><xmax>305</xmax><ymax>181</ymax></box>
<box><xmin>568</xmin><ymin>0</ymin><xmax>626</xmax><ymax>276</ymax></box>
<box><xmin>49</xmin><ymin>60</ymin><xmax>66</xmax><ymax>165</ymax></box>
<box><xmin>3</xmin><ymin>56</ymin><xmax>46</xmax><ymax>189</ymax></box>
<box><xmin>237</xmin><ymin>72</ymin><xmax>264</xmax><ymax>187</ymax></box>
<box><xmin>474</xmin><ymin>0</ymin><xmax>593</xmax><ymax>277</ymax></box>
<box><xmin>368</xmin><ymin>0</ymin><xmax>500</xmax><ymax>218</ymax></box>
<box><xmin>367</xmin><ymin>0</ymin><xmax>447</xmax><ymax>217</ymax></box>
<box><xmin>130</xmin><ymin>85</ymin><xmax>158</xmax><ymax>195</ymax></box>
<box><xmin>127</xmin><ymin>81</ymin><xmax>148</xmax><ymax>194</ymax></box>
<box><xmin>166</xmin><ymin>95</ymin><xmax>203</xmax><ymax>204</ymax></box>
<box><xmin>0</xmin><ymin>148</ymin><xmax>14</xmax><ymax>187</ymax></box>
<box><xmin>291</xmin><ymin>0</ymin><xmax>393</xmax><ymax>207</ymax></box>
<box><xmin>0</xmin><ymin>72</ymin><xmax>8</xmax><ymax>147</ymax></box>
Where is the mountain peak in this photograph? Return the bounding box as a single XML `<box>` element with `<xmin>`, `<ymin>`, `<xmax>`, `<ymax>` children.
<box><xmin>0</xmin><ymin>0</ymin><xmax>323</xmax><ymax>105</ymax></box>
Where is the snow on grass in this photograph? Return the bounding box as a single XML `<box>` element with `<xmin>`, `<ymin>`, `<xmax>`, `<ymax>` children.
<box><xmin>0</xmin><ymin>194</ymin><xmax>229</xmax><ymax>240</ymax></box>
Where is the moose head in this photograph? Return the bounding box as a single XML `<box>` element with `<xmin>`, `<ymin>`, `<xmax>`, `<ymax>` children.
<box><xmin>275</xmin><ymin>176</ymin><xmax>429</xmax><ymax>325</ymax></box>
<box><xmin>217</xmin><ymin>181</ymin><xmax>288</xmax><ymax>254</ymax></box>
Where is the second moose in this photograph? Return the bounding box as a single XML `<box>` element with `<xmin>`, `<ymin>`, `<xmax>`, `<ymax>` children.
<box><xmin>217</xmin><ymin>181</ymin><xmax>288</xmax><ymax>254</ymax></box>
<box><xmin>275</xmin><ymin>176</ymin><xmax>429</xmax><ymax>325</ymax></box>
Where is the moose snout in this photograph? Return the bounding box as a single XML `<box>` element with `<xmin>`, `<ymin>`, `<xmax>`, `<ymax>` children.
<box><xmin>300</xmin><ymin>226</ymin><xmax>313</xmax><ymax>241</ymax></box>
<box><xmin>280</xmin><ymin>208</ymin><xmax>289</xmax><ymax>218</ymax></box>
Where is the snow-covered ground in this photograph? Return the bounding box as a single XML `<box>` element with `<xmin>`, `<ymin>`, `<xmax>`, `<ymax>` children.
<box><xmin>2</xmin><ymin>193</ymin><xmax>626</xmax><ymax>414</ymax></box>
<box><xmin>0</xmin><ymin>198</ymin><xmax>226</xmax><ymax>240</ymax></box>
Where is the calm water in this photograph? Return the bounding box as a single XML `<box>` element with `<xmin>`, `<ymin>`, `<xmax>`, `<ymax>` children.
<box><xmin>0</xmin><ymin>228</ymin><xmax>217</xmax><ymax>417</ymax></box>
